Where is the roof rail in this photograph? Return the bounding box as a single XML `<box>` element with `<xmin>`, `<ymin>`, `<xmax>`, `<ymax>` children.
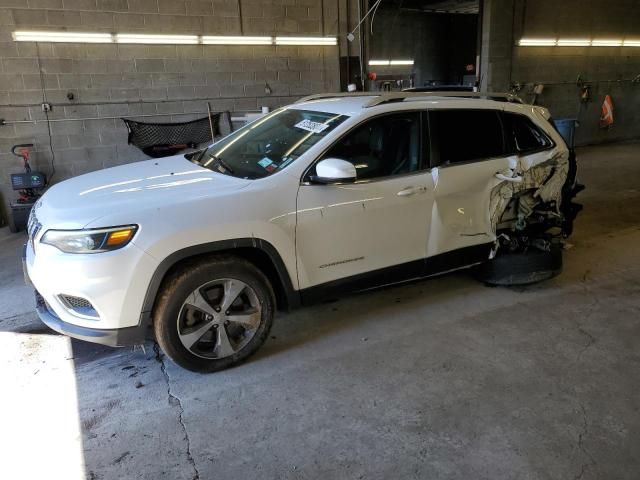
<box><xmin>295</xmin><ymin>92</ymin><xmax>378</xmax><ymax>103</ymax></box>
<box><xmin>296</xmin><ymin>91</ymin><xmax>524</xmax><ymax>107</ymax></box>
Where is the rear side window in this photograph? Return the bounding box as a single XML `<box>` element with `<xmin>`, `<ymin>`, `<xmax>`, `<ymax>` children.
<box><xmin>430</xmin><ymin>109</ymin><xmax>504</xmax><ymax>165</ymax></box>
<box><xmin>502</xmin><ymin>112</ymin><xmax>552</xmax><ymax>153</ymax></box>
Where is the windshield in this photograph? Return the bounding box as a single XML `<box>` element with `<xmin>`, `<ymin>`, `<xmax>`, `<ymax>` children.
<box><xmin>190</xmin><ymin>108</ymin><xmax>348</xmax><ymax>179</ymax></box>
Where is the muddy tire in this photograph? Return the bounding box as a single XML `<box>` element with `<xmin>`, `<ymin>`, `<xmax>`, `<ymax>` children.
<box><xmin>153</xmin><ymin>255</ymin><xmax>275</xmax><ymax>373</ymax></box>
<box><xmin>475</xmin><ymin>245</ymin><xmax>563</xmax><ymax>286</ymax></box>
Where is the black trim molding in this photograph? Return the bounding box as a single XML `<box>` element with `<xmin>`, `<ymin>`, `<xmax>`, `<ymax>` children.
<box><xmin>139</xmin><ymin>238</ymin><xmax>300</xmax><ymax>329</ymax></box>
<box><xmin>35</xmin><ymin>290</ymin><xmax>147</xmax><ymax>347</ymax></box>
<box><xmin>300</xmin><ymin>243</ymin><xmax>492</xmax><ymax>305</ymax></box>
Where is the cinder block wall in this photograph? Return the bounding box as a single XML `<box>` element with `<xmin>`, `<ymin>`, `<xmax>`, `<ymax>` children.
<box><xmin>0</xmin><ymin>0</ymin><xmax>341</xmax><ymax>221</ymax></box>
<box><xmin>482</xmin><ymin>0</ymin><xmax>640</xmax><ymax>146</ymax></box>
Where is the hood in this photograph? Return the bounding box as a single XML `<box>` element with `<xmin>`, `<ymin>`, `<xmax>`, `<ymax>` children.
<box><xmin>36</xmin><ymin>155</ymin><xmax>251</xmax><ymax>229</ymax></box>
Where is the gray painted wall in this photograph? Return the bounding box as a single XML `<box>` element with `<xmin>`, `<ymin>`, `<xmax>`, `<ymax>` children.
<box><xmin>0</xmin><ymin>0</ymin><xmax>341</xmax><ymax>221</ymax></box>
<box><xmin>482</xmin><ymin>0</ymin><xmax>640</xmax><ymax>146</ymax></box>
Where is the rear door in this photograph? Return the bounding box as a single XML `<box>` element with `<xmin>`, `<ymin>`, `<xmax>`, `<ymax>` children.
<box><xmin>500</xmin><ymin>110</ymin><xmax>556</xmax><ymax>170</ymax></box>
<box><xmin>426</xmin><ymin>108</ymin><xmax>515</xmax><ymax>258</ymax></box>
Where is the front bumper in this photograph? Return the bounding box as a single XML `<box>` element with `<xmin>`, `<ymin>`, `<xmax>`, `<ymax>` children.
<box><xmin>24</xmin><ymin>234</ymin><xmax>156</xmax><ymax>330</ymax></box>
<box><xmin>34</xmin><ymin>290</ymin><xmax>147</xmax><ymax>347</ymax></box>
<box><xmin>23</xmin><ymin>239</ymin><xmax>155</xmax><ymax>346</ymax></box>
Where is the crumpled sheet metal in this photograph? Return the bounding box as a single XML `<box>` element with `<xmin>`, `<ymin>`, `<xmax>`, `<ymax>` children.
<box><xmin>489</xmin><ymin>151</ymin><xmax>569</xmax><ymax>231</ymax></box>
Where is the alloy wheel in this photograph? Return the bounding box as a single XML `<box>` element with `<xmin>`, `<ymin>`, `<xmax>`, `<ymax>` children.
<box><xmin>176</xmin><ymin>278</ymin><xmax>262</xmax><ymax>359</ymax></box>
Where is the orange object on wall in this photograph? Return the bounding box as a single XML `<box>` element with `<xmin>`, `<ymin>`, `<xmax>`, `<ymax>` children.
<box><xmin>600</xmin><ymin>94</ymin><xmax>614</xmax><ymax>128</ymax></box>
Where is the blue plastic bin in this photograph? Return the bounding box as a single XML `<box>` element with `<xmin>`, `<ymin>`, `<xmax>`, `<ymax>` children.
<box><xmin>553</xmin><ymin>118</ymin><xmax>576</xmax><ymax>149</ymax></box>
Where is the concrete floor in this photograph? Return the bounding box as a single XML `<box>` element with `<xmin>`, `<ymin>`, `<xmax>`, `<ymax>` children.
<box><xmin>1</xmin><ymin>142</ymin><xmax>639</xmax><ymax>480</ymax></box>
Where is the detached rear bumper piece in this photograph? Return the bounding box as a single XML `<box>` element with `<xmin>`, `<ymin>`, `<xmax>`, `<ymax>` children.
<box><xmin>35</xmin><ymin>290</ymin><xmax>147</xmax><ymax>347</ymax></box>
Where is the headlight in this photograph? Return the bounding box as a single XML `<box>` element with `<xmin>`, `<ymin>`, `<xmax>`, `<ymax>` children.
<box><xmin>41</xmin><ymin>225</ymin><xmax>138</xmax><ymax>254</ymax></box>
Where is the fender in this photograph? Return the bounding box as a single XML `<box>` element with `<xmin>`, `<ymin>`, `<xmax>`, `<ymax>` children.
<box><xmin>137</xmin><ymin>238</ymin><xmax>300</xmax><ymax>335</ymax></box>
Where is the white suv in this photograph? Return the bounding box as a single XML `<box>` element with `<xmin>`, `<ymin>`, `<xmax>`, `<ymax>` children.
<box><xmin>24</xmin><ymin>92</ymin><xmax>582</xmax><ymax>372</ymax></box>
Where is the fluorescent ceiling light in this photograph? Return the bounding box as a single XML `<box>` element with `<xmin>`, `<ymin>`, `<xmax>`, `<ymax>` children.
<box><xmin>557</xmin><ymin>39</ymin><xmax>591</xmax><ymax>46</ymax></box>
<box><xmin>275</xmin><ymin>36</ymin><xmax>337</xmax><ymax>46</ymax></box>
<box><xmin>202</xmin><ymin>36</ymin><xmax>271</xmax><ymax>45</ymax></box>
<box><xmin>116</xmin><ymin>34</ymin><xmax>198</xmax><ymax>44</ymax></box>
<box><xmin>13</xmin><ymin>31</ymin><xmax>339</xmax><ymax>47</ymax></box>
<box><xmin>520</xmin><ymin>37</ymin><xmax>640</xmax><ymax>47</ymax></box>
<box><xmin>12</xmin><ymin>30</ymin><xmax>112</xmax><ymax>43</ymax></box>
<box><xmin>592</xmin><ymin>39</ymin><xmax>623</xmax><ymax>46</ymax></box>
<box><xmin>369</xmin><ymin>60</ymin><xmax>415</xmax><ymax>66</ymax></box>
<box><xmin>519</xmin><ymin>38</ymin><xmax>557</xmax><ymax>46</ymax></box>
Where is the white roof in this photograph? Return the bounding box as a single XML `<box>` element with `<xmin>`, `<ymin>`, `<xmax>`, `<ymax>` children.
<box><xmin>288</xmin><ymin>93</ymin><xmax>531</xmax><ymax>117</ymax></box>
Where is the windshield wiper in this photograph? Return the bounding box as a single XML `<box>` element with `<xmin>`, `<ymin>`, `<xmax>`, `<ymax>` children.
<box><xmin>213</xmin><ymin>155</ymin><xmax>235</xmax><ymax>175</ymax></box>
<box><xmin>197</xmin><ymin>152</ymin><xmax>235</xmax><ymax>175</ymax></box>
<box><xmin>194</xmin><ymin>148</ymin><xmax>208</xmax><ymax>163</ymax></box>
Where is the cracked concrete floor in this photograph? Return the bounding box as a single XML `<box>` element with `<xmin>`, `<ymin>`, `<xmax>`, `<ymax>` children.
<box><xmin>1</xmin><ymin>142</ymin><xmax>639</xmax><ymax>480</ymax></box>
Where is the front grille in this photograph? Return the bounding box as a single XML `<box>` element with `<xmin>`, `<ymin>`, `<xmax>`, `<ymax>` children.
<box><xmin>27</xmin><ymin>210</ymin><xmax>42</xmax><ymax>248</ymax></box>
<box><xmin>36</xmin><ymin>289</ymin><xmax>59</xmax><ymax>317</ymax></box>
<box><xmin>35</xmin><ymin>290</ymin><xmax>46</xmax><ymax>308</ymax></box>
<box><xmin>60</xmin><ymin>295</ymin><xmax>94</xmax><ymax>309</ymax></box>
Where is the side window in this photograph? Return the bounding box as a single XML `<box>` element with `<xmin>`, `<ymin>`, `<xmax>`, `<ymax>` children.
<box><xmin>321</xmin><ymin>112</ymin><xmax>422</xmax><ymax>180</ymax></box>
<box><xmin>430</xmin><ymin>109</ymin><xmax>504</xmax><ymax>165</ymax></box>
<box><xmin>502</xmin><ymin>112</ymin><xmax>552</xmax><ymax>153</ymax></box>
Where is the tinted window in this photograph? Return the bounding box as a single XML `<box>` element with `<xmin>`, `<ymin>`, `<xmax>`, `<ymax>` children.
<box><xmin>430</xmin><ymin>109</ymin><xmax>504</xmax><ymax>165</ymax></box>
<box><xmin>502</xmin><ymin>112</ymin><xmax>552</xmax><ymax>153</ymax></box>
<box><xmin>321</xmin><ymin>112</ymin><xmax>422</xmax><ymax>180</ymax></box>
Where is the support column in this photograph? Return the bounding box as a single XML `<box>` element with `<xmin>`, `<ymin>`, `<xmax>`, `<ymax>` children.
<box><xmin>479</xmin><ymin>0</ymin><xmax>516</xmax><ymax>92</ymax></box>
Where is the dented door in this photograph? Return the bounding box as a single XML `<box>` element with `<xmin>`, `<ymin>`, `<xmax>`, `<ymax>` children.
<box><xmin>426</xmin><ymin>108</ymin><xmax>514</xmax><ymax>257</ymax></box>
<box><xmin>427</xmin><ymin>157</ymin><xmax>514</xmax><ymax>257</ymax></box>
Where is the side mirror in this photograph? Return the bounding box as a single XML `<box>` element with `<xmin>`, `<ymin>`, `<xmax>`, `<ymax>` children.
<box><xmin>310</xmin><ymin>158</ymin><xmax>357</xmax><ymax>184</ymax></box>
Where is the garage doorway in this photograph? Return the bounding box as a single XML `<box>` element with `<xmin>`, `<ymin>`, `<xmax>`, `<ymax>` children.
<box><xmin>364</xmin><ymin>0</ymin><xmax>480</xmax><ymax>91</ymax></box>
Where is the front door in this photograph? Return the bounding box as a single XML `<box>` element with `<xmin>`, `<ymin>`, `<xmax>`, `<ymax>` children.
<box><xmin>295</xmin><ymin>111</ymin><xmax>435</xmax><ymax>291</ymax></box>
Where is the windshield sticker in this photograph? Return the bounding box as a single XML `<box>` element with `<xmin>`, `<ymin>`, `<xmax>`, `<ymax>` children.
<box><xmin>279</xmin><ymin>156</ymin><xmax>295</xmax><ymax>169</ymax></box>
<box><xmin>258</xmin><ymin>157</ymin><xmax>273</xmax><ymax>168</ymax></box>
<box><xmin>294</xmin><ymin>119</ymin><xmax>330</xmax><ymax>134</ymax></box>
<box><xmin>258</xmin><ymin>157</ymin><xmax>277</xmax><ymax>173</ymax></box>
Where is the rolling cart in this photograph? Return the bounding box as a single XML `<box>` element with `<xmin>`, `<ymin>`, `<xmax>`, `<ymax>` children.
<box><xmin>7</xmin><ymin>144</ymin><xmax>46</xmax><ymax>233</ymax></box>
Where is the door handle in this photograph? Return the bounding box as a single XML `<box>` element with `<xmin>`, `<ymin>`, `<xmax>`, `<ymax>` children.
<box><xmin>397</xmin><ymin>187</ymin><xmax>416</xmax><ymax>197</ymax></box>
<box><xmin>495</xmin><ymin>173</ymin><xmax>523</xmax><ymax>183</ymax></box>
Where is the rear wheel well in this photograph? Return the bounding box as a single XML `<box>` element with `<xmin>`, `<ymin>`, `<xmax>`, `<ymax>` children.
<box><xmin>156</xmin><ymin>247</ymin><xmax>292</xmax><ymax>313</ymax></box>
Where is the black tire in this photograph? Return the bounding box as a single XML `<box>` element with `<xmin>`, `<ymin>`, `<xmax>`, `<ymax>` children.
<box><xmin>153</xmin><ymin>255</ymin><xmax>275</xmax><ymax>373</ymax></box>
<box><xmin>475</xmin><ymin>245</ymin><xmax>563</xmax><ymax>286</ymax></box>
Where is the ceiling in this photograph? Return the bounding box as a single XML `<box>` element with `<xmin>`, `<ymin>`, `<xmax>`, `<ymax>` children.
<box><xmin>386</xmin><ymin>0</ymin><xmax>480</xmax><ymax>14</ymax></box>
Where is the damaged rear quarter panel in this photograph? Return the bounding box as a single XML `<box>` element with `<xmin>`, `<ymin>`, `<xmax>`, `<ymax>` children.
<box><xmin>489</xmin><ymin>107</ymin><xmax>570</xmax><ymax>234</ymax></box>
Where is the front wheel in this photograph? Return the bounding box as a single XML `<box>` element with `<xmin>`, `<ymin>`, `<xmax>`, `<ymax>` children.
<box><xmin>153</xmin><ymin>256</ymin><xmax>275</xmax><ymax>372</ymax></box>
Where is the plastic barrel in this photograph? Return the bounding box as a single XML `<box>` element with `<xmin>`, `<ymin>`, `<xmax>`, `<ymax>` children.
<box><xmin>553</xmin><ymin>118</ymin><xmax>576</xmax><ymax>149</ymax></box>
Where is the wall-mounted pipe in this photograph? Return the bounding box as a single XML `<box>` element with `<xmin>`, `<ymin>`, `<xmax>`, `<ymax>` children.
<box><xmin>0</xmin><ymin>111</ymin><xmax>261</xmax><ymax>125</ymax></box>
<box><xmin>0</xmin><ymin>94</ymin><xmax>296</xmax><ymax>109</ymax></box>
<box><xmin>514</xmin><ymin>78</ymin><xmax>640</xmax><ymax>86</ymax></box>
